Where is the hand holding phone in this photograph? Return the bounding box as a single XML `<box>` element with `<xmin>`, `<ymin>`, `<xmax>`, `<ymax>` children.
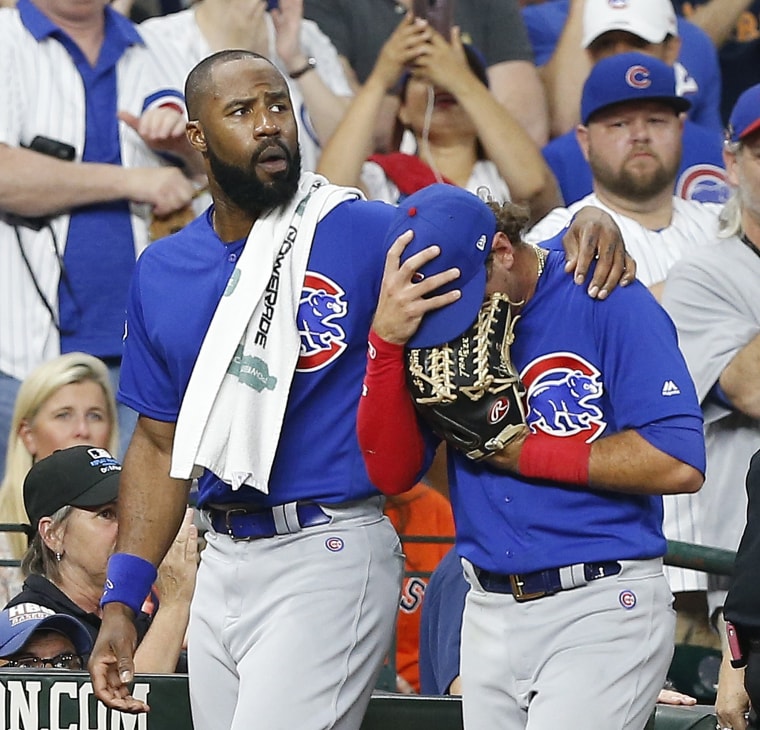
<box><xmin>727</xmin><ymin>621</ymin><xmax>748</xmax><ymax>668</ymax></box>
<box><xmin>412</xmin><ymin>0</ymin><xmax>455</xmax><ymax>39</ymax></box>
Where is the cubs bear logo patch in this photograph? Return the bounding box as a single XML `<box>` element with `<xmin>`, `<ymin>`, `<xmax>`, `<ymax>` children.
<box><xmin>297</xmin><ymin>272</ymin><xmax>348</xmax><ymax>372</ymax></box>
<box><xmin>521</xmin><ymin>352</ymin><xmax>607</xmax><ymax>442</ymax></box>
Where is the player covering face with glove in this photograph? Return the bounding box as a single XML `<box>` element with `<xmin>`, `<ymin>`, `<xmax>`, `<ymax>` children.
<box><xmin>357</xmin><ymin>184</ymin><xmax>706</xmax><ymax>730</ymax></box>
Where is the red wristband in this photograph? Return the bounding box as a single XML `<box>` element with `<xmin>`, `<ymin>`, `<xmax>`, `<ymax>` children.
<box><xmin>518</xmin><ymin>433</ymin><xmax>592</xmax><ymax>486</ymax></box>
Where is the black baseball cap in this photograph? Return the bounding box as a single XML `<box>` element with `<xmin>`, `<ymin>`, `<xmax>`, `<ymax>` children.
<box><xmin>24</xmin><ymin>446</ymin><xmax>121</xmax><ymax>531</ymax></box>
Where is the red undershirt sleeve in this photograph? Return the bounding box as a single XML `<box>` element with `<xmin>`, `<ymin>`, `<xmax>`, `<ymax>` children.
<box><xmin>357</xmin><ymin>329</ymin><xmax>426</xmax><ymax>495</ymax></box>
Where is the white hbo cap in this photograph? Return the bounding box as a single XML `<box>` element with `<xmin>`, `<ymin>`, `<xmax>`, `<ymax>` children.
<box><xmin>582</xmin><ymin>0</ymin><xmax>679</xmax><ymax>49</ymax></box>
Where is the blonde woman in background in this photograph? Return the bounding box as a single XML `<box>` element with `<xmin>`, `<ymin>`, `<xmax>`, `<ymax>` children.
<box><xmin>0</xmin><ymin>353</ymin><xmax>117</xmax><ymax>605</ymax></box>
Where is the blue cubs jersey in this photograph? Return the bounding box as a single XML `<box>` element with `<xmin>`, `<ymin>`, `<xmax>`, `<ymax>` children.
<box><xmin>119</xmin><ymin>201</ymin><xmax>396</xmax><ymax>509</ymax></box>
<box><xmin>543</xmin><ymin>120</ymin><xmax>728</xmax><ymax>206</ymax></box>
<box><xmin>443</xmin><ymin>244</ymin><xmax>705</xmax><ymax>575</ymax></box>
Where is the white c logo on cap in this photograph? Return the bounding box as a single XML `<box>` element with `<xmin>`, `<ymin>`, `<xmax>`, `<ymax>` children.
<box><xmin>476</xmin><ymin>234</ymin><xmax>487</xmax><ymax>251</ymax></box>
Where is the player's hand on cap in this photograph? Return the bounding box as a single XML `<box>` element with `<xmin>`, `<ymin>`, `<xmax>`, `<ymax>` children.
<box><xmin>372</xmin><ymin>229</ymin><xmax>461</xmax><ymax>345</ymax></box>
<box><xmin>562</xmin><ymin>206</ymin><xmax>636</xmax><ymax>299</ymax></box>
<box><xmin>89</xmin><ymin>603</ymin><xmax>150</xmax><ymax>714</ymax></box>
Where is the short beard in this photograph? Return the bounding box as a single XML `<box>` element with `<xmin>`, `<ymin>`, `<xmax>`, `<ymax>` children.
<box><xmin>589</xmin><ymin>147</ymin><xmax>679</xmax><ymax>203</ymax></box>
<box><xmin>208</xmin><ymin>141</ymin><xmax>301</xmax><ymax>215</ymax></box>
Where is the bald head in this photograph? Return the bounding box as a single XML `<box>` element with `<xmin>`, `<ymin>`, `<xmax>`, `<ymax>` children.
<box><xmin>185</xmin><ymin>50</ymin><xmax>278</xmax><ymax>120</ymax></box>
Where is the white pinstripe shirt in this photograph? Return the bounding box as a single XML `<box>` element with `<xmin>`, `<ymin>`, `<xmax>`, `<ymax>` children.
<box><xmin>139</xmin><ymin>8</ymin><xmax>353</xmax><ymax>174</ymax></box>
<box><xmin>0</xmin><ymin>3</ymin><xmax>188</xmax><ymax>380</ymax></box>
<box><xmin>527</xmin><ymin>194</ymin><xmax>723</xmax><ymax>288</ymax></box>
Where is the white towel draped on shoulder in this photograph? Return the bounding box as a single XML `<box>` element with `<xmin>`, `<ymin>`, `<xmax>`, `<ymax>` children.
<box><xmin>171</xmin><ymin>172</ymin><xmax>364</xmax><ymax>493</ymax></box>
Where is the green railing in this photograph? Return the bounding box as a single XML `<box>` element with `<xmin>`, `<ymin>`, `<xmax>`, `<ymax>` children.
<box><xmin>0</xmin><ymin>673</ymin><xmax>721</xmax><ymax>730</ymax></box>
<box><xmin>0</xmin><ymin>530</ymin><xmax>736</xmax><ymax>729</ymax></box>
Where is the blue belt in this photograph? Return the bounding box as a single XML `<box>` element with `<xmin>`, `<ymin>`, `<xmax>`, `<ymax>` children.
<box><xmin>207</xmin><ymin>502</ymin><xmax>331</xmax><ymax>541</ymax></box>
<box><xmin>476</xmin><ymin>561</ymin><xmax>622</xmax><ymax>602</ymax></box>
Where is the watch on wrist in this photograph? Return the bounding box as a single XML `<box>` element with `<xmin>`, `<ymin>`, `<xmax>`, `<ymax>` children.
<box><xmin>289</xmin><ymin>57</ymin><xmax>317</xmax><ymax>80</ymax></box>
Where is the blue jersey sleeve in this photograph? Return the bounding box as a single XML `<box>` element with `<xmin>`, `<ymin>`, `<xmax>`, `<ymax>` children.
<box><xmin>593</xmin><ymin>281</ymin><xmax>706</xmax><ymax>473</ymax></box>
<box><xmin>118</xmin><ymin>253</ymin><xmax>182</xmax><ymax>421</ymax></box>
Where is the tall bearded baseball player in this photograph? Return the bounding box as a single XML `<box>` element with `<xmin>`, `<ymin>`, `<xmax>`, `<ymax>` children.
<box><xmin>86</xmin><ymin>51</ymin><xmax>632</xmax><ymax>730</ymax></box>
<box><xmin>358</xmin><ymin>188</ymin><xmax>706</xmax><ymax>729</ymax></box>
<box><xmin>663</xmin><ymin>84</ymin><xmax>760</xmax><ymax>730</ymax></box>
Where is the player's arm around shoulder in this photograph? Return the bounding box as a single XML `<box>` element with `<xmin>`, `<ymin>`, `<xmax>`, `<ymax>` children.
<box><xmin>528</xmin><ymin>205</ymin><xmax>637</xmax><ymax>299</ymax></box>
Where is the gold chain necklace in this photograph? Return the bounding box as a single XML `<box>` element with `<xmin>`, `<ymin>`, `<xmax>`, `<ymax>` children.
<box><xmin>533</xmin><ymin>245</ymin><xmax>547</xmax><ymax>280</ymax></box>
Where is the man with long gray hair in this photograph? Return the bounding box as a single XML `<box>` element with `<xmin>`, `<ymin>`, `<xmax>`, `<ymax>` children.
<box><xmin>662</xmin><ymin>82</ymin><xmax>760</xmax><ymax>730</ymax></box>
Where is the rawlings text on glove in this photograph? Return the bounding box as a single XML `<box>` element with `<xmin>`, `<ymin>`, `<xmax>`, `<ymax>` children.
<box><xmin>406</xmin><ymin>293</ymin><xmax>529</xmax><ymax>460</ymax></box>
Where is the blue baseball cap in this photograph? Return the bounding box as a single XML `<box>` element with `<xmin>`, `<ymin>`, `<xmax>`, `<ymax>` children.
<box><xmin>0</xmin><ymin>604</ymin><xmax>92</xmax><ymax>658</ymax></box>
<box><xmin>385</xmin><ymin>184</ymin><xmax>496</xmax><ymax>348</ymax></box>
<box><xmin>581</xmin><ymin>52</ymin><xmax>691</xmax><ymax>125</ymax></box>
<box><xmin>727</xmin><ymin>83</ymin><xmax>760</xmax><ymax>143</ymax></box>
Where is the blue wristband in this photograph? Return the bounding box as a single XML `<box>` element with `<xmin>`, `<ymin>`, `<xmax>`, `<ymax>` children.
<box><xmin>101</xmin><ymin>553</ymin><xmax>157</xmax><ymax>616</ymax></box>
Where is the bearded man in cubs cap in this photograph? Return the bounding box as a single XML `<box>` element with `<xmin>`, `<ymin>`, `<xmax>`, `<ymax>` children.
<box><xmin>358</xmin><ymin>185</ymin><xmax>706</xmax><ymax>729</ymax></box>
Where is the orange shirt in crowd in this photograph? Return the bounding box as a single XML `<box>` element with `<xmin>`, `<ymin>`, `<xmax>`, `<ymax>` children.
<box><xmin>384</xmin><ymin>482</ymin><xmax>455</xmax><ymax>692</ymax></box>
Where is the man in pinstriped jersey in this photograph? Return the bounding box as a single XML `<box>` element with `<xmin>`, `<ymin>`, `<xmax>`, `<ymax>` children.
<box><xmin>0</xmin><ymin>0</ymin><xmax>203</xmax><ymax>466</ymax></box>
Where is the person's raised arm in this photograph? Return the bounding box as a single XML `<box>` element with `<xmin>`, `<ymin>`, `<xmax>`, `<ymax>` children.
<box><xmin>684</xmin><ymin>0</ymin><xmax>753</xmax><ymax>48</ymax></box>
<box><xmin>539</xmin><ymin>0</ymin><xmax>590</xmax><ymax>138</ymax></box>
<box><xmin>412</xmin><ymin>27</ymin><xmax>561</xmax><ymax>222</ymax></box>
<box><xmin>317</xmin><ymin>13</ymin><xmax>431</xmax><ymax>188</ymax></box>
<box><xmin>272</xmin><ymin>0</ymin><xmax>353</xmax><ymax>145</ymax></box>
<box><xmin>89</xmin><ymin>415</ymin><xmax>191</xmax><ymax>713</ymax></box>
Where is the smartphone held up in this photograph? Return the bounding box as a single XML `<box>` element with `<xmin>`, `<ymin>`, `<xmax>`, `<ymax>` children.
<box><xmin>412</xmin><ymin>0</ymin><xmax>455</xmax><ymax>39</ymax></box>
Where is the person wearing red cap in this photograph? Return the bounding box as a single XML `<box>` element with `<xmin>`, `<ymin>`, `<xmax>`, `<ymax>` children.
<box><xmin>662</xmin><ymin>81</ymin><xmax>760</xmax><ymax>730</ymax></box>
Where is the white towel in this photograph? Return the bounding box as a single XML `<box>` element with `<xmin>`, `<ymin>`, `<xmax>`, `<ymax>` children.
<box><xmin>171</xmin><ymin>172</ymin><xmax>363</xmax><ymax>493</ymax></box>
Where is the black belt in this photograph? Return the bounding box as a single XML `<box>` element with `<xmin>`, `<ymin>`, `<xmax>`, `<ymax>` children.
<box><xmin>207</xmin><ymin>502</ymin><xmax>331</xmax><ymax>541</ymax></box>
<box><xmin>476</xmin><ymin>561</ymin><xmax>622</xmax><ymax>602</ymax></box>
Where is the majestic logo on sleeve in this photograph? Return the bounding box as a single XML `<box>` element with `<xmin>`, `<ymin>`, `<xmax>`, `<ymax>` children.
<box><xmin>297</xmin><ymin>272</ymin><xmax>348</xmax><ymax>372</ymax></box>
<box><xmin>521</xmin><ymin>353</ymin><xmax>607</xmax><ymax>441</ymax></box>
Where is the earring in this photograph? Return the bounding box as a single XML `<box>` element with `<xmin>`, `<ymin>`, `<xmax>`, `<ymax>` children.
<box><xmin>55</xmin><ymin>552</ymin><xmax>62</xmax><ymax>562</ymax></box>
